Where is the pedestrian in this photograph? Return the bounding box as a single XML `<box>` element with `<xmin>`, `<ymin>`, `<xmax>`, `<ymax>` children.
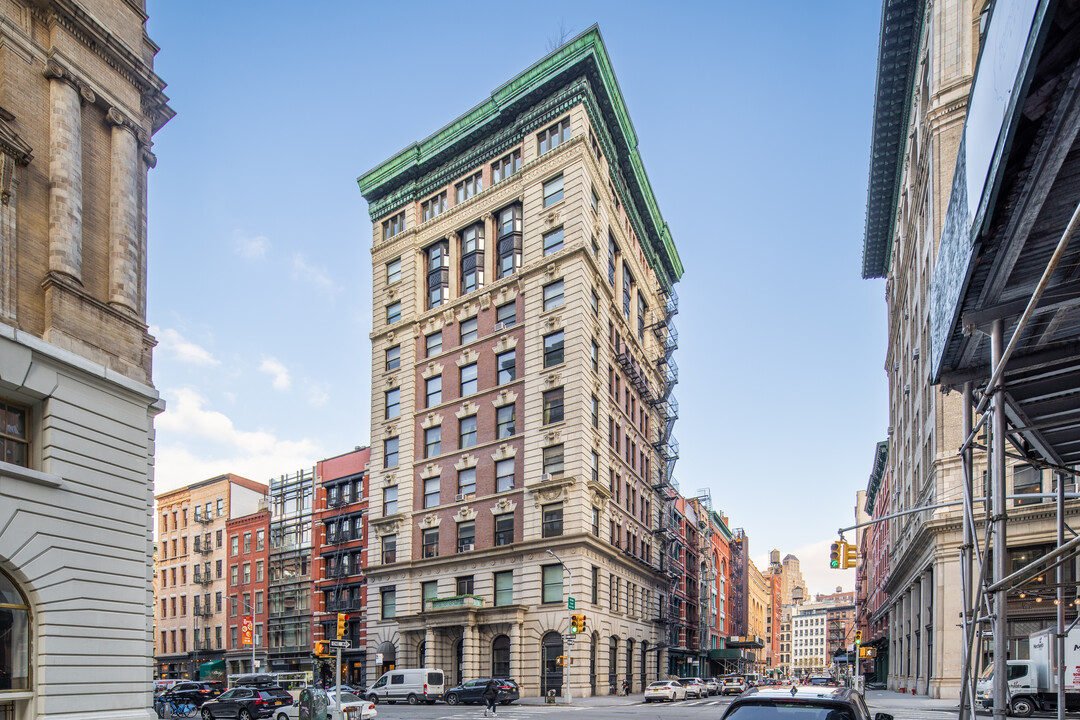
<box><xmin>483</xmin><ymin>678</ymin><xmax>499</xmax><ymax>717</ymax></box>
<box><xmin>622</xmin><ymin>679</ymin><xmax>629</xmax><ymax>696</ymax></box>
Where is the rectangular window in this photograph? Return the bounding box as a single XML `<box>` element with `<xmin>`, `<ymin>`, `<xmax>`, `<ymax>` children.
<box><xmin>426</xmin><ymin>240</ymin><xmax>450</xmax><ymax>308</ymax></box>
<box><xmin>460</xmin><ymin>223</ymin><xmax>485</xmax><ymax>294</ymax></box>
<box><xmin>494</xmin><ymin>570</ymin><xmax>513</xmax><ymax>606</ymax></box>
<box><xmin>422</xmin><ymin>528</ymin><xmax>439</xmax><ymax>558</ymax></box>
<box><xmin>1015</xmin><ymin>466</ymin><xmax>1043</xmax><ymax>506</ymax></box>
<box><xmin>383</xmin><ymin>485</ymin><xmax>398</xmax><ymax>516</ymax></box>
<box><xmin>591</xmin><ymin>186</ymin><xmax>599</xmax><ymax>213</ymax></box>
<box><xmin>591</xmin><ymin>340</ymin><xmax>599</xmax><ymax>372</ymax></box>
<box><xmin>608</xmin><ymin>235</ymin><xmax>618</xmax><ymax>287</ymax></box>
<box><xmin>384</xmin><ymin>436</ymin><xmax>399</xmax><ymax>468</ymax></box>
<box><xmin>381</xmin><ymin>587</ymin><xmax>397</xmax><ymax>619</ymax></box>
<box><xmin>623</xmin><ymin>263</ymin><xmax>634</xmax><ymax>321</ymax></box>
<box><xmin>543</xmin><ymin>175</ymin><xmax>564</xmax><ymax>207</ymax></box>
<box><xmin>383</xmin><ymin>213</ymin><xmax>405</xmax><ymax>241</ymax></box>
<box><xmin>638</xmin><ymin>293</ymin><xmax>647</xmax><ymax>341</ymax></box>
<box><xmin>543</xmin><ymin>445</ymin><xmax>565</xmax><ymax>476</ymax></box>
<box><xmin>543</xmin><ymin>227</ymin><xmax>564</xmax><ymax>255</ymax></box>
<box><xmin>591</xmin><ymin>451</ymin><xmax>600</xmax><ymax>484</ymax></box>
<box><xmin>460</xmin><ymin>316</ymin><xmax>478</xmax><ymax>343</ymax></box>
<box><xmin>542</xmin><ymin>564</ymin><xmax>564</xmax><ymax>603</ymax></box>
<box><xmin>497</xmin><ymin>350</ymin><xmax>516</xmax><ymax>384</ymax></box>
<box><xmin>592</xmin><ymin>507</ymin><xmax>600</xmax><ymax>537</ymax></box>
<box><xmin>421</xmin><ymin>192</ymin><xmax>446</xmax><ymax>222</ymax></box>
<box><xmin>421</xmin><ymin>580</ymin><xmax>438</xmax><ymax>609</ymax></box>
<box><xmin>386</xmin><ymin>257</ymin><xmax>402</xmax><ymax>286</ymax></box>
<box><xmin>426</xmin><ymin>376</ymin><xmax>442</xmax><ymax>407</ymax></box>
<box><xmin>492</xmin><ymin>150</ymin><xmax>521</xmax><ymax>184</ymax></box>
<box><xmin>457</xmin><ymin>468</ymin><xmax>476</xmax><ymax>497</ymax></box>
<box><xmin>496</xmin><ymin>458</ymin><xmax>514</xmax><ymax>492</ymax></box>
<box><xmin>457</xmin><ymin>521</ymin><xmax>475</xmax><ymax>552</ymax></box>
<box><xmin>231</xmin><ymin>536</ymin><xmax>239</xmax><ymax>556</ymax></box>
<box><xmin>542</xmin><ymin>503</ymin><xmax>563</xmax><ymax>538</ymax></box>
<box><xmin>494</xmin><ymin>513</ymin><xmax>514</xmax><ymax>546</ymax></box>
<box><xmin>455</xmin><ymin>172</ymin><xmax>483</xmax><ymax>204</ymax></box>
<box><xmin>385</xmin><ymin>345</ymin><xmax>401</xmax><ymax>371</ymax></box>
<box><xmin>543</xmin><ymin>280</ymin><xmax>564</xmax><ymax>311</ymax></box>
<box><xmin>243</xmin><ymin>533</ymin><xmax>251</xmax><ymax>553</ymax></box>
<box><xmin>496</xmin><ymin>404</ymin><xmax>515</xmax><ymax>438</ymax></box>
<box><xmin>385</xmin><ymin>388</ymin><xmax>400</xmax><ymax>419</ymax></box>
<box><xmin>1</xmin><ymin>399</ymin><xmax>29</xmax><ymax>468</ymax></box>
<box><xmin>496</xmin><ymin>302</ymin><xmax>517</xmax><ymax>327</ymax></box>
<box><xmin>426</xmin><ymin>331</ymin><xmax>442</xmax><ymax>357</ymax></box>
<box><xmin>543</xmin><ymin>388</ymin><xmax>565</xmax><ymax>425</ymax></box>
<box><xmin>538</xmin><ymin>118</ymin><xmax>570</xmax><ymax>155</ymax></box>
<box><xmin>591</xmin><ymin>395</ymin><xmax>600</xmax><ymax>428</ymax></box>
<box><xmin>424</xmin><ymin>426</ymin><xmax>441</xmax><ymax>459</ymax></box>
<box><xmin>544</xmin><ymin>331</ymin><xmax>564</xmax><ymax>367</ymax></box>
<box><xmin>382</xmin><ymin>535</ymin><xmax>397</xmax><ymax>564</ymax></box>
<box><xmin>460</xmin><ymin>363</ymin><xmax>478</xmax><ymax>396</ymax></box>
<box><xmin>591</xmin><ymin>565</ymin><xmax>600</xmax><ymax>604</ymax></box>
<box><xmin>459</xmin><ymin>415</ymin><xmax>477</xmax><ymax>449</ymax></box>
<box><xmin>386</xmin><ymin>301</ymin><xmax>402</xmax><ymax>325</ymax></box>
<box><xmin>423</xmin><ymin>476</ymin><xmax>441</xmax><ymax>508</ymax></box>
<box><xmin>496</xmin><ymin>204</ymin><xmax>523</xmax><ymax>278</ymax></box>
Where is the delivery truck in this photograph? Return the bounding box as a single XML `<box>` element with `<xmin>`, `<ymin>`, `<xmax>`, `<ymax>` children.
<box><xmin>975</xmin><ymin>626</ymin><xmax>1080</xmax><ymax>716</ymax></box>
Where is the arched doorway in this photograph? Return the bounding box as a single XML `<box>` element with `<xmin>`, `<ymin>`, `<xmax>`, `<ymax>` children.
<box><xmin>417</xmin><ymin>640</ymin><xmax>426</xmax><ymax>667</ymax></box>
<box><xmin>0</xmin><ymin>568</ymin><xmax>30</xmax><ymax>691</ymax></box>
<box><xmin>492</xmin><ymin>635</ymin><xmax>510</xmax><ymax>678</ymax></box>
<box><xmin>540</xmin><ymin>631</ymin><xmax>563</xmax><ymax>697</ymax></box>
<box><xmin>589</xmin><ymin>632</ymin><xmax>598</xmax><ymax>696</ymax></box>
<box><xmin>376</xmin><ymin>641</ymin><xmax>396</xmax><ymax>677</ymax></box>
<box><xmin>608</xmin><ymin>636</ymin><xmax>618</xmax><ymax>695</ymax></box>
<box><xmin>625</xmin><ymin>639</ymin><xmax>634</xmax><ymax>693</ymax></box>
<box><xmin>454</xmin><ymin>639</ymin><xmax>464</xmax><ymax>685</ymax></box>
<box><xmin>640</xmin><ymin>641</ymin><xmax>648</xmax><ymax>689</ymax></box>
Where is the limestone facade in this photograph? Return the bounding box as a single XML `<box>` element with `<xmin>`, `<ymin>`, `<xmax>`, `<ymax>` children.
<box><xmin>0</xmin><ymin>1</ymin><xmax>172</xmax><ymax>718</ymax></box>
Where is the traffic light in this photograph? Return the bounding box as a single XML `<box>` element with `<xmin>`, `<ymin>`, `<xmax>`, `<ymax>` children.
<box><xmin>337</xmin><ymin>612</ymin><xmax>348</xmax><ymax>639</ymax></box>
<box><xmin>314</xmin><ymin>641</ymin><xmax>327</xmax><ymax>656</ymax></box>
<box><xmin>843</xmin><ymin>543</ymin><xmax>858</xmax><ymax>569</ymax></box>
<box><xmin>570</xmin><ymin>613</ymin><xmax>585</xmax><ymax>633</ymax></box>
<box><xmin>829</xmin><ymin>541</ymin><xmax>844</xmax><ymax>569</ymax></box>
<box><xmin>854</xmin><ymin>630</ymin><xmax>862</xmax><ymax>645</ymax></box>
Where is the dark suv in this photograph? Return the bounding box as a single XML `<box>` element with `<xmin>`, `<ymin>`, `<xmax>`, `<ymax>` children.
<box><xmin>163</xmin><ymin>681</ymin><xmax>221</xmax><ymax>707</ymax></box>
<box><xmin>198</xmin><ymin>685</ymin><xmax>293</xmax><ymax>719</ymax></box>
<box><xmin>719</xmin><ymin>686</ymin><xmax>894</xmax><ymax>720</ymax></box>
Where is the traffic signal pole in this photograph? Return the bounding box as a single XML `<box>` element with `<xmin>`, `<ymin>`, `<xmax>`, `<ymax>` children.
<box><xmin>547</xmin><ymin>549</ymin><xmax>571</xmax><ymax>704</ymax></box>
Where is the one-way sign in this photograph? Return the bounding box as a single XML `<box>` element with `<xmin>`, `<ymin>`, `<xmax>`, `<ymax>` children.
<box><xmin>329</xmin><ymin>640</ymin><xmax>351</xmax><ymax>649</ymax></box>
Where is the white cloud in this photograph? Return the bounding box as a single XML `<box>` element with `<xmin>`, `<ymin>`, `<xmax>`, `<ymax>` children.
<box><xmin>234</xmin><ymin>232</ymin><xmax>270</xmax><ymax>260</ymax></box>
<box><xmin>307</xmin><ymin>382</ymin><xmax>330</xmax><ymax>407</ymax></box>
<box><xmin>259</xmin><ymin>357</ymin><xmax>291</xmax><ymax>390</ymax></box>
<box><xmin>153</xmin><ymin>388</ymin><xmax>322</xmax><ymax>494</ymax></box>
<box><xmin>151</xmin><ymin>326</ymin><xmax>220</xmax><ymax>366</ymax></box>
<box><xmin>292</xmin><ymin>252</ymin><xmax>340</xmax><ymax>294</ymax></box>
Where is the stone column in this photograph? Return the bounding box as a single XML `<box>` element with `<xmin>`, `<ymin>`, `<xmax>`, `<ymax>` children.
<box><xmin>920</xmin><ymin>569</ymin><xmax>933</xmax><ymax>694</ymax></box>
<box><xmin>511</xmin><ymin>622</ymin><xmax>523</xmax><ymax>694</ymax></box>
<box><xmin>139</xmin><ymin>145</ymin><xmax>156</xmax><ymax>318</ymax></box>
<box><xmin>462</xmin><ymin>624</ymin><xmax>477</xmax><ymax>679</ymax></box>
<box><xmin>425</xmin><ymin>627</ymin><xmax>435</xmax><ymax>670</ymax></box>
<box><xmin>0</xmin><ymin>135</ymin><xmax>31</xmax><ymax>321</ymax></box>
<box><xmin>106</xmin><ymin>108</ymin><xmax>140</xmax><ymax>314</ymax></box>
<box><xmin>44</xmin><ymin>60</ymin><xmax>92</xmax><ymax>282</ymax></box>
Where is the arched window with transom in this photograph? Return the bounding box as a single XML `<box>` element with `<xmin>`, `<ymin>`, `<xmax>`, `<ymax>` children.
<box><xmin>0</xmin><ymin>568</ymin><xmax>30</xmax><ymax>692</ymax></box>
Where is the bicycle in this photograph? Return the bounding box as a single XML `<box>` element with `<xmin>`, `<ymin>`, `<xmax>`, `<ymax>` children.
<box><xmin>157</xmin><ymin>697</ymin><xmax>198</xmax><ymax>718</ymax></box>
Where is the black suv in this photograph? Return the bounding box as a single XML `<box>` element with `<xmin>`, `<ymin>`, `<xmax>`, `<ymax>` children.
<box><xmin>719</xmin><ymin>686</ymin><xmax>894</xmax><ymax>720</ymax></box>
<box><xmin>163</xmin><ymin>681</ymin><xmax>221</xmax><ymax>707</ymax></box>
<box><xmin>198</xmin><ymin>684</ymin><xmax>293</xmax><ymax>719</ymax></box>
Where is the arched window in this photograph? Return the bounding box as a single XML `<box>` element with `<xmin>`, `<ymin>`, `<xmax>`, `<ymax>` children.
<box><xmin>540</xmin><ymin>631</ymin><xmax>563</xmax><ymax>697</ymax></box>
<box><xmin>607</xmin><ymin>636</ymin><xmax>618</xmax><ymax>694</ymax></box>
<box><xmin>491</xmin><ymin>635</ymin><xmax>510</xmax><ymax>678</ymax></box>
<box><xmin>0</xmin><ymin>568</ymin><xmax>30</xmax><ymax>691</ymax></box>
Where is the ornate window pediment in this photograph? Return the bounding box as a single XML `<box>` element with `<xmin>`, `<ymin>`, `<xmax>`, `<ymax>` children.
<box><xmin>490</xmin><ymin>497</ymin><xmax>517</xmax><ymax>515</ymax></box>
<box><xmin>493</xmin><ymin>390</ymin><xmax>518</xmax><ymax>408</ymax></box>
<box><xmin>422</xmin><ymin>362</ymin><xmax>443</xmax><ymax>380</ymax></box>
<box><xmin>454</xmin><ymin>454</ymin><xmax>478</xmax><ymax>471</ymax></box>
<box><xmin>419</xmin><ymin>514</ymin><xmax>441</xmax><ymax>529</ymax></box>
<box><xmin>491</xmin><ymin>444</ymin><xmax>517</xmax><ymax>462</ymax></box>
<box><xmin>421</xmin><ymin>412</ymin><xmax>443</xmax><ymax>429</ymax></box>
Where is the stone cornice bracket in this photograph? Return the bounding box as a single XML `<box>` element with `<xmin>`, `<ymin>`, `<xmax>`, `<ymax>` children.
<box><xmin>0</xmin><ymin>155</ymin><xmax>17</xmax><ymax>205</ymax></box>
<box><xmin>43</xmin><ymin>59</ymin><xmax>96</xmax><ymax>105</ymax></box>
<box><xmin>0</xmin><ymin>108</ymin><xmax>33</xmax><ymax>167</ymax></box>
<box><xmin>106</xmin><ymin>107</ymin><xmax>138</xmax><ymax>137</ymax></box>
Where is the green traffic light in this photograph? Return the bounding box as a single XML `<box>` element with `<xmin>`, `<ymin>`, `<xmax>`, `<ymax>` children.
<box><xmin>830</xmin><ymin>559</ymin><xmax>840</xmax><ymax>568</ymax></box>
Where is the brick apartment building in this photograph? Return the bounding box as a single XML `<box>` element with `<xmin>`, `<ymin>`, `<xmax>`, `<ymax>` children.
<box><xmin>225</xmin><ymin>508</ymin><xmax>271</xmax><ymax>675</ymax></box>
<box><xmin>357</xmin><ymin>26</ymin><xmax>683</xmax><ymax>697</ymax></box>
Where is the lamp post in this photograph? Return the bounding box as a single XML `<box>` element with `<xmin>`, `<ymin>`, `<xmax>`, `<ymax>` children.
<box><xmin>546</xmin><ymin>549</ymin><xmax>571</xmax><ymax>704</ymax></box>
<box><xmin>238</xmin><ymin>597</ymin><xmax>257</xmax><ymax>674</ymax></box>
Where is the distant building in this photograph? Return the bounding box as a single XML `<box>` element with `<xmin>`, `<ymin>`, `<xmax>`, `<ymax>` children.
<box><xmin>225</xmin><ymin>508</ymin><xmax>271</xmax><ymax>675</ymax></box>
<box><xmin>0</xmin><ymin>0</ymin><xmax>172</xmax><ymax>717</ymax></box>
<box><xmin>268</xmin><ymin>468</ymin><xmax>317</xmax><ymax>674</ymax></box>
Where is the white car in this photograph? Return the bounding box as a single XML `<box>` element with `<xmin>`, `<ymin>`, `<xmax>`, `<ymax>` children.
<box><xmin>274</xmin><ymin>689</ymin><xmax>377</xmax><ymax>720</ymax></box>
<box><xmin>644</xmin><ymin>680</ymin><xmax>687</xmax><ymax>702</ymax></box>
<box><xmin>677</xmin><ymin>677</ymin><xmax>706</xmax><ymax>699</ymax></box>
<box><xmin>704</xmin><ymin>678</ymin><xmax>720</xmax><ymax>696</ymax></box>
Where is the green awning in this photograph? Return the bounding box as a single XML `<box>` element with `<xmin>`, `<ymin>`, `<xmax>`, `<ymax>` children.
<box><xmin>199</xmin><ymin>659</ymin><xmax>225</xmax><ymax>680</ymax></box>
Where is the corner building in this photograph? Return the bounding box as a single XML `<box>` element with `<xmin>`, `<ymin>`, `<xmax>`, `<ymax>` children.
<box><xmin>357</xmin><ymin>26</ymin><xmax>683</xmax><ymax>698</ymax></box>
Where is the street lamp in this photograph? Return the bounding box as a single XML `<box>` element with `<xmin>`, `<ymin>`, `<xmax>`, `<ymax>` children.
<box><xmin>546</xmin><ymin>549</ymin><xmax>571</xmax><ymax>704</ymax></box>
<box><xmin>238</xmin><ymin>597</ymin><xmax>258</xmax><ymax>674</ymax></box>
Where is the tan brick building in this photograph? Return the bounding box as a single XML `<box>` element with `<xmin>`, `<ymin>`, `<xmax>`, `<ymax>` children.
<box><xmin>357</xmin><ymin>26</ymin><xmax>683</xmax><ymax>698</ymax></box>
<box><xmin>0</xmin><ymin>1</ymin><xmax>171</xmax><ymax>717</ymax></box>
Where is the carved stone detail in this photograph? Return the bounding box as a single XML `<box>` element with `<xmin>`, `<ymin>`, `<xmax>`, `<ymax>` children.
<box><xmin>456</xmin><ymin>348</ymin><xmax>479</xmax><ymax>367</ymax></box>
<box><xmin>493</xmin><ymin>335</ymin><xmax>519</xmax><ymax>354</ymax></box>
<box><xmin>420</xmin><ymin>413</ymin><xmax>442</xmax><ymax>429</ymax></box>
<box><xmin>454</xmin><ymin>454</ymin><xmax>478</xmax><ymax>471</ymax></box>
<box><xmin>493</xmin><ymin>390</ymin><xmax>518</xmax><ymax>408</ymax></box>
<box><xmin>420</xmin><ymin>463</ymin><xmax>441</xmax><ymax>479</ymax></box>
<box><xmin>491</xmin><ymin>497</ymin><xmax>518</xmax><ymax>514</ymax></box>
<box><xmin>491</xmin><ymin>444</ymin><xmax>517</xmax><ymax>462</ymax></box>
<box><xmin>422</xmin><ymin>362</ymin><xmax>443</xmax><ymax>379</ymax></box>
<box><xmin>455</xmin><ymin>401</ymin><xmax>477</xmax><ymax>419</ymax></box>
<box><xmin>454</xmin><ymin>506</ymin><xmax>478</xmax><ymax>522</ymax></box>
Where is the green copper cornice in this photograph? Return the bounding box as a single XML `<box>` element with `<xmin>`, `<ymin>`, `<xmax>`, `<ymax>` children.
<box><xmin>357</xmin><ymin>25</ymin><xmax>683</xmax><ymax>289</ymax></box>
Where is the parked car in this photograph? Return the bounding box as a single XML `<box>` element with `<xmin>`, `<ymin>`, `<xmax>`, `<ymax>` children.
<box><xmin>273</xmin><ymin>688</ymin><xmax>377</xmax><ymax>720</ymax></box>
<box><xmin>678</xmin><ymin>677</ymin><xmax>707</xmax><ymax>699</ymax></box>
<box><xmin>198</xmin><ymin>684</ymin><xmax>293</xmax><ymax>719</ymax></box>
<box><xmin>443</xmin><ymin>678</ymin><xmax>520</xmax><ymax>706</ymax></box>
<box><xmin>154</xmin><ymin>679</ymin><xmax>178</xmax><ymax>695</ymax></box>
<box><xmin>366</xmin><ymin>668</ymin><xmax>445</xmax><ymax>704</ymax></box>
<box><xmin>719</xmin><ymin>686</ymin><xmax>894</xmax><ymax>720</ymax></box>
<box><xmin>164</xmin><ymin>681</ymin><xmax>222</xmax><ymax>708</ymax></box>
<box><xmin>721</xmin><ymin>676</ymin><xmax>749</xmax><ymax>696</ymax></box>
<box><xmin>704</xmin><ymin>678</ymin><xmax>720</xmax><ymax>695</ymax></box>
<box><xmin>644</xmin><ymin>680</ymin><xmax>686</xmax><ymax>702</ymax></box>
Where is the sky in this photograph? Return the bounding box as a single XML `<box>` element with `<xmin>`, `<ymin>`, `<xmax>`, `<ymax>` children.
<box><xmin>144</xmin><ymin>1</ymin><xmax>887</xmax><ymax>597</ymax></box>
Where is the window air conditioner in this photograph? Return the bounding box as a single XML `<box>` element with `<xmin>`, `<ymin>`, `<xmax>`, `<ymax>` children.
<box><xmin>494</xmin><ymin>322</ymin><xmax>507</xmax><ymax>332</ymax></box>
<box><xmin>540</xmin><ymin>473</ymin><xmax>553</xmax><ymax>482</ymax></box>
<box><xmin>455</xmin><ymin>493</ymin><xmax>466</xmax><ymax>502</ymax></box>
<box><xmin>462</xmin><ymin>543</ymin><xmax>475</xmax><ymax>552</ymax></box>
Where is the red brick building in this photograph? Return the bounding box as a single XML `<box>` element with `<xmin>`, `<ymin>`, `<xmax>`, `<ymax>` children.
<box><xmin>226</xmin><ymin>508</ymin><xmax>271</xmax><ymax>674</ymax></box>
<box><xmin>313</xmin><ymin>447</ymin><xmax>371</xmax><ymax>686</ymax></box>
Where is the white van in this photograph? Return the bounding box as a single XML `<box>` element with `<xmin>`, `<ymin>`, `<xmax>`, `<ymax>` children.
<box><xmin>366</xmin><ymin>668</ymin><xmax>445</xmax><ymax>705</ymax></box>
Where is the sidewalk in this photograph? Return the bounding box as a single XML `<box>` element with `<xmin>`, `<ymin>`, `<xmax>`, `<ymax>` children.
<box><xmin>863</xmin><ymin>690</ymin><xmax>960</xmax><ymax>711</ymax></box>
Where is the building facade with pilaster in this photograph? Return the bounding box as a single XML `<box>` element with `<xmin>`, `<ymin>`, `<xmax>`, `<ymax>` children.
<box><xmin>0</xmin><ymin>1</ymin><xmax>172</xmax><ymax>718</ymax></box>
<box><xmin>356</xmin><ymin>26</ymin><xmax>683</xmax><ymax>698</ymax></box>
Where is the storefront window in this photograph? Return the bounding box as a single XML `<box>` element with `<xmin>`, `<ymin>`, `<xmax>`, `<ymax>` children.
<box><xmin>0</xmin><ymin>568</ymin><xmax>30</xmax><ymax>691</ymax></box>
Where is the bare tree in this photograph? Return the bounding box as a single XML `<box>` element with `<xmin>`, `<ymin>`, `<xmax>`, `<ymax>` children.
<box><xmin>546</xmin><ymin>21</ymin><xmax>574</xmax><ymax>52</ymax></box>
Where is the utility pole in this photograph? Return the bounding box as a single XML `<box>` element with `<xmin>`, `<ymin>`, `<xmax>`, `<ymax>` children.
<box><xmin>547</xmin><ymin>549</ymin><xmax>571</xmax><ymax>704</ymax></box>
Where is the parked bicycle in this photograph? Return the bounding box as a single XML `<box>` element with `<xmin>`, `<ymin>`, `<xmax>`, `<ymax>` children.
<box><xmin>154</xmin><ymin>695</ymin><xmax>198</xmax><ymax>718</ymax></box>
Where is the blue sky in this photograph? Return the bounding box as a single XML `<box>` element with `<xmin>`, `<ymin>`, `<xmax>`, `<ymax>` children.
<box><xmin>144</xmin><ymin>1</ymin><xmax>886</xmax><ymax>595</ymax></box>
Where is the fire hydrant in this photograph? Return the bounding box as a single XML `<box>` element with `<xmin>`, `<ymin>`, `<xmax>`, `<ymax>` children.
<box><xmin>546</xmin><ymin>690</ymin><xmax>556</xmax><ymax>704</ymax></box>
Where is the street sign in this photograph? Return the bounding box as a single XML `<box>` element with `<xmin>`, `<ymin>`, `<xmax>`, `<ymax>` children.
<box><xmin>329</xmin><ymin>640</ymin><xmax>351</xmax><ymax>649</ymax></box>
<box><xmin>568</xmin><ymin>597</ymin><xmax>575</xmax><ymax>610</ymax></box>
